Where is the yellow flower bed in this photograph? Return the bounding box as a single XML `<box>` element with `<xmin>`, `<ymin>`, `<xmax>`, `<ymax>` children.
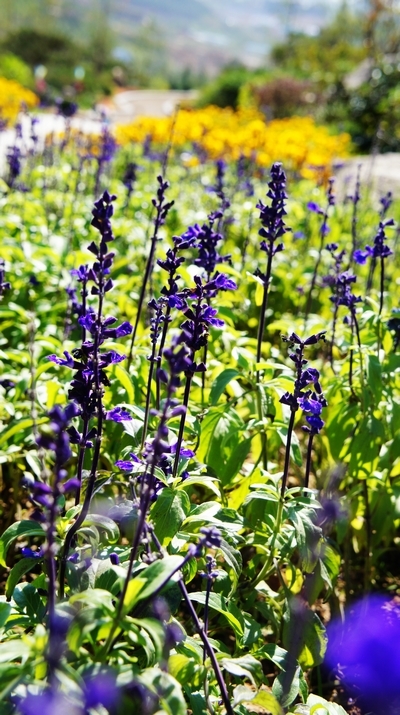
<box><xmin>0</xmin><ymin>76</ymin><xmax>38</xmax><ymax>124</ymax></box>
<box><xmin>116</xmin><ymin>107</ymin><xmax>351</xmax><ymax>177</ymax></box>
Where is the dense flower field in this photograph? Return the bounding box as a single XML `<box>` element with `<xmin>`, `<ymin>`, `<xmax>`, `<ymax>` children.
<box><xmin>116</xmin><ymin>108</ymin><xmax>351</xmax><ymax>179</ymax></box>
<box><xmin>0</xmin><ymin>110</ymin><xmax>399</xmax><ymax>715</ymax></box>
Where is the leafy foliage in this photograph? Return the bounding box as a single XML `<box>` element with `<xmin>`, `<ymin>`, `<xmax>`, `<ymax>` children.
<box><xmin>0</xmin><ymin>107</ymin><xmax>398</xmax><ymax>715</ymax></box>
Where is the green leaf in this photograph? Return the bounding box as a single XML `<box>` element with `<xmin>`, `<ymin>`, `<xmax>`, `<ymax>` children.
<box><xmin>219</xmin><ymin>437</ymin><xmax>253</xmax><ymax>486</ymax></box>
<box><xmin>272</xmin><ymin>665</ymin><xmax>301</xmax><ymax>708</ymax></box>
<box><xmin>0</xmin><ymin>521</ymin><xmax>45</xmax><ymax>568</ymax></box>
<box><xmin>151</xmin><ymin>489</ymin><xmax>190</xmax><ymax>546</ymax></box>
<box><xmin>5</xmin><ymin>558</ymin><xmax>41</xmax><ymax>600</ymax></box>
<box><xmin>123</xmin><ymin>556</ymin><xmax>185</xmax><ymax>614</ymax></box>
<box><xmin>111</xmin><ymin>365</ymin><xmax>135</xmax><ymax>403</ymax></box>
<box><xmin>283</xmin><ymin>605</ymin><xmax>327</xmax><ymax>669</ymax></box>
<box><xmin>80</xmin><ymin>514</ymin><xmax>120</xmax><ymax>544</ymax></box>
<box><xmin>367</xmin><ymin>354</ymin><xmax>382</xmax><ymax>403</ymax></box>
<box><xmin>0</xmin><ymin>418</ymin><xmax>47</xmax><ymax>447</ymax></box>
<box><xmin>233</xmin><ymin>685</ymin><xmax>283</xmax><ymax>714</ymax></box>
<box><xmin>221</xmin><ymin>654</ymin><xmax>264</xmax><ymax>686</ymax></box>
<box><xmin>189</xmin><ymin>691</ymin><xmax>208</xmax><ymax>715</ymax></box>
<box><xmin>176</xmin><ymin>475</ymin><xmax>221</xmax><ymax>496</ymax></box>
<box><xmin>138</xmin><ymin>668</ymin><xmax>187</xmax><ymax>715</ymax></box>
<box><xmin>189</xmin><ymin>591</ymin><xmax>244</xmax><ymax>638</ymax></box>
<box><xmin>0</xmin><ymin>641</ymin><xmax>30</xmax><ymax>663</ymax></box>
<box><xmin>210</xmin><ymin>369</ymin><xmax>241</xmax><ymax>405</ymax></box>
<box><xmin>0</xmin><ymin>602</ymin><xmax>11</xmax><ymax>628</ymax></box>
<box><xmin>219</xmin><ymin>538</ymin><xmax>242</xmax><ymax>593</ymax></box>
<box><xmin>169</xmin><ymin>654</ymin><xmax>205</xmax><ymax>688</ymax></box>
<box><xmin>196</xmin><ymin>405</ymin><xmax>228</xmax><ymax>463</ymax></box>
<box><xmin>258</xmin><ymin>644</ymin><xmax>296</xmax><ymax>672</ymax></box>
<box><xmin>13</xmin><ymin>584</ymin><xmax>46</xmax><ymax>622</ymax></box>
<box><xmin>250</xmin><ymin>690</ymin><xmax>283</xmax><ymax>714</ymax></box>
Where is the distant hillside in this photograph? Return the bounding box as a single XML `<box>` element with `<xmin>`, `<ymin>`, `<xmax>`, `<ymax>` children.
<box><xmin>1</xmin><ymin>0</ymin><xmax>341</xmax><ymax>76</ymax></box>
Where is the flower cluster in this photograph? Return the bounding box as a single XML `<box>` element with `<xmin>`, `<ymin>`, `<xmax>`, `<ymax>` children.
<box><xmin>280</xmin><ymin>331</ymin><xmax>327</xmax><ymax>434</ymax></box>
<box><xmin>255</xmin><ymin>162</ymin><xmax>288</xmax><ymax>281</ymax></box>
<box><xmin>179</xmin><ymin>273</ymin><xmax>236</xmax><ymax>371</ymax></box>
<box><xmin>354</xmin><ymin>218</ymin><xmax>394</xmax><ymax>264</ymax></box>
<box><xmin>48</xmin><ymin>192</ymin><xmax>132</xmax><ymax>472</ymax></box>
<box><xmin>330</xmin><ymin>270</ymin><xmax>361</xmax><ymax>312</ymax></box>
<box><xmin>157</xmin><ymin>230</ymin><xmax>197</xmax><ymax>309</ymax></box>
<box><xmin>116</xmin><ymin>109</ymin><xmax>350</xmax><ymax>177</ymax></box>
<box><xmin>181</xmin><ymin>213</ymin><xmax>230</xmax><ymax>279</ymax></box>
<box><xmin>0</xmin><ymin>76</ymin><xmax>38</xmax><ymax>123</ymax></box>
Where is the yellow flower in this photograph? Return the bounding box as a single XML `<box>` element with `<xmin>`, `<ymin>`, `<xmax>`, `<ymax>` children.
<box><xmin>0</xmin><ymin>77</ymin><xmax>38</xmax><ymax>123</ymax></box>
<box><xmin>115</xmin><ymin>107</ymin><xmax>350</xmax><ymax>178</ymax></box>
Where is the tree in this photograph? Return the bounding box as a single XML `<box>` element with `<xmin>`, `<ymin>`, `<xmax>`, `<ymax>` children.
<box><xmin>270</xmin><ymin>2</ymin><xmax>367</xmax><ymax>85</ymax></box>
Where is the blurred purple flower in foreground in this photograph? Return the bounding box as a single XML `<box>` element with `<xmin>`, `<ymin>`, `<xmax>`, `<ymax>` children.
<box><xmin>326</xmin><ymin>594</ymin><xmax>400</xmax><ymax>713</ymax></box>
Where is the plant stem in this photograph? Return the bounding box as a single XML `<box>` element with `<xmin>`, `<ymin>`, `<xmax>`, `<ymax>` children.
<box><xmin>172</xmin><ymin>375</ymin><xmax>193</xmax><ymax>478</ymax></box>
<box><xmin>127</xmin><ymin>234</ymin><xmax>158</xmax><ymax>369</ymax></box>
<box><xmin>178</xmin><ymin>580</ymin><xmax>234</xmax><ymax>715</ymax></box>
<box><xmin>304</xmin><ymin>213</ymin><xmax>327</xmax><ymax>324</ymax></box>
<box><xmin>363</xmin><ymin>478</ymin><xmax>372</xmax><ymax>594</ymax></box>
<box><xmin>280</xmin><ymin>409</ymin><xmax>296</xmax><ymax>500</ymax></box>
<box><xmin>304</xmin><ymin>434</ymin><xmax>314</xmax><ymax>490</ymax></box>
<box><xmin>256</xmin><ymin>251</ymin><xmax>273</xmax><ymax>373</ymax></box>
<box><xmin>141</xmin><ymin>344</ymin><xmax>157</xmax><ymax>451</ymax></box>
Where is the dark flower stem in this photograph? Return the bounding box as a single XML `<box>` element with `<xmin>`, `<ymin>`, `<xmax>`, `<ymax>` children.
<box><xmin>172</xmin><ymin>375</ymin><xmax>193</xmax><ymax>478</ymax></box>
<box><xmin>304</xmin><ymin>219</ymin><xmax>326</xmax><ymax>324</ymax></box>
<box><xmin>240</xmin><ymin>209</ymin><xmax>254</xmax><ymax>273</ymax></box>
<box><xmin>155</xmin><ymin>306</ymin><xmax>172</xmax><ymax>409</ymax></box>
<box><xmin>363</xmin><ymin>478</ymin><xmax>372</xmax><ymax>594</ymax></box>
<box><xmin>127</xmin><ymin>178</ymin><xmax>172</xmax><ymax>369</ymax></box>
<box><xmin>256</xmin><ymin>251</ymin><xmax>273</xmax><ymax>373</ymax></box>
<box><xmin>255</xmin><ymin>253</ymin><xmax>274</xmax><ymax>470</ymax></box>
<box><xmin>127</xmin><ymin>237</ymin><xmax>158</xmax><ymax>369</ymax></box>
<box><xmin>141</xmin><ymin>343</ymin><xmax>157</xmax><ymax>451</ymax></box>
<box><xmin>350</xmin><ymin>165</ymin><xmax>361</xmax><ymax>259</ymax></box>
<box><xmin>379</xmin><ymin>254</ymin><xmax>385</xmax><ymax>318</ymax></box>
<box><xmin>348</xmin><ymin>316</ymin><xmax>356</xmax><ymax>396</ymax></box>
<box><xmin>74</xmin><ymin>415</ymin><xmax>89</xmax><ymax>506</ymax></box>
<box><xmin>304</xmin><ymin>433</ymin><xmax>314</xmax><ymax>489</ymax></box>
<box><xmin>280</xmin><ymin>409</ymin><xmax>296</xmax><ymax>500</ymax></box>
<box><xmin>329</xmin><ymin>301</ymin><xmax>339</xmax><ymax>371</ymax></box>
<box><xmin>178</xmin><ymin>580</ymin><xmax>234</xmax><ymax>715</ymax></box>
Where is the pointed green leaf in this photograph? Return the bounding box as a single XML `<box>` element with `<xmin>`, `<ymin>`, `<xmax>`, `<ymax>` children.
<box><xmin>0</xmin><ymin>521</ymin><xmax>45</xmax><ymax>568</ymax></box>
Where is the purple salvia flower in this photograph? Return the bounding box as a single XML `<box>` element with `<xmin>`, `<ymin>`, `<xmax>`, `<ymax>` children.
<box><xmin>255</xmin><ymin>162</ymin><xmax>289</xmax><ymax>368</ymax></box>
<box><xmin>326</xmin><ymin>595</ymin><xmax>400</xmax><ymax>713</ymax></box>
<box><xmin>106</xmin><ymin>406</ymin><xmax>132</xmax><ymax>422</ymax></box>
<box><xmin>279</xmin><ymin>331</ymin><xmax>327</xmax><ymax>490</ymax></box>
<box><xmin>122</xmin><ymin>160</ymin><xmax>138</xmax><ymax>201</ymax></box>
